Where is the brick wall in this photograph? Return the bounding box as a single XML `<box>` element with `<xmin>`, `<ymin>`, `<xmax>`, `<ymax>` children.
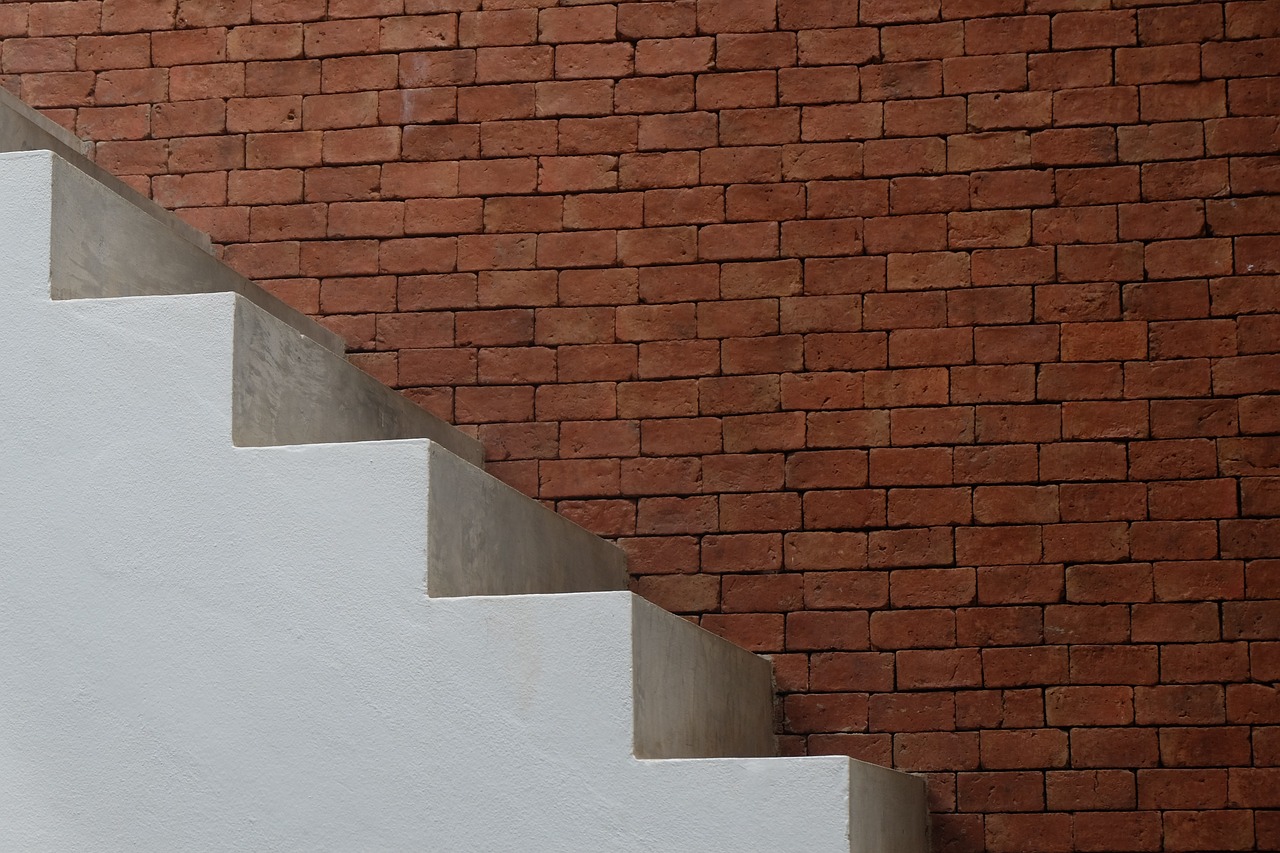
<box><xmin>3</xmin><ymin>0</ymin><xmax>1278</xmax><ymax>849</ymax></box>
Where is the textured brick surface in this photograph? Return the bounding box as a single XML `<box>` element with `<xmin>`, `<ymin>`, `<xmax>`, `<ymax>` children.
<box><xmin>4</xmin><ymin>1</ymin><xmax>1277</xmax><ymax>850</ymax></box>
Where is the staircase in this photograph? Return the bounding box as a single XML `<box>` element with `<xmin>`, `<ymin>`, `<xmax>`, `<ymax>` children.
<box><xmin>0</xmin><ymin>93</ymin><xmax>929</xmax><ymax>851</ymax></box>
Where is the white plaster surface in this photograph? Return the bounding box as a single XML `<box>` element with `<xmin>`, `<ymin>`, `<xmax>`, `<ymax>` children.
<box><xmin>0</xmin><ymin>150</ymin><xmax>930</xmax><ymax>851</ymax></box>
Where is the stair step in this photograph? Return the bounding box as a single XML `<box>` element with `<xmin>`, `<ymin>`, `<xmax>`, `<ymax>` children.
<box><xmin>631</xmin><ymin>593</ymin><xmax>776</xmax><ymax>759</ymax></box>
<box><xmin>4</xmin><ymin>145</ymin><xmax>345</xmax><ymax>356</ymax></box>
<box><xmin>422</xmin><ymin>439</ymin><xmax>626</xmax><ymax>595</ymax></box>
<box><xmin>420</xmin><ymin>592</ymin><xmax>775</xmax><ymax>760</ymax></box>
<box><xmin>233</xmin><ymin>296</ymin><xmax>485</xmax><ymax>465</ymax></box>
<box><xmin>0</xmin><ymin>86</ymin><xmax>214</xmax><ymax>256</ymax></box>
<box><xmin>3</xmin><ymin>148</ymin><xmax>484</xmax><ymax>464</ymax></box>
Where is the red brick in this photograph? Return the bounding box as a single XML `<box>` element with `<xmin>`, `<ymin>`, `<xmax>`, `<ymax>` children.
<box><xmin>1052</xmin><ymin>10</ymin><xmax>1135</xmax><ymax>50</ymax></box>
<box><xmin>899</xmin><ymin>648</ymin><xmax>982</xmax><ymax>690</ymax></box>
<box><xmin>697</xmin><ymin>221</ymin><xmax>778</xmax><ymax>261</ymax></box>
<box><xmin>223</xmin><ymin>241</ymin><xmax>301</xmax><ymax>280</ymax></box>
<box><xmin>787</xmin><ymin>610</ymin><xmax>870</xmax><ymax>652</ymax></box>
<box><xmin>634</xmin><ymin>573</ymin><xmax>719</xmax><ymax>614</ymax></box>
<box><xmin>860</xmin><ymin>60</ymin><xmax>944</xmax><ymax>102</ymax></box>
<box><xmin>721</xmin><ymin>571</ymin><xmax>798</xmax><ymax>612</ymax></box>
<box><xmin>977</xmin><ymin>564</ymin><xmax>1064</xmax><ymax>606</ymax></box>
<box><xmin>717</xmin><ymin>411</ymin><xmax>805</xmax><ymax>453</ymax></box>
<box><xmin>1134</xmin><ymin>684</ymin><xmax>1225</xmax><ymax>726</ymax></box>
<box><xmin>867</xmin><ymin>526</ymin><xmax>955</xmax><ymax>570</ymax></box>
<box><xmin>319</xmin><ymin>54</ymin><xmax>397</xmax><ymax>94</ymax></box>
<box><xmin>1153</xmin><ymin>560</ymin><xmax>1245</xmax><ymax>603</ymax></box>
<box><xmin>1131</xmin><ymin>514</ymin><xmax>1218</xmax><ymax>560</ymax></box>
<box><xmin>700</xmin><ymin>533</ymin><xmax>783</xmax><ymax>573</ymax></box>
<box><xmin>613</xmin><ymin>226</ymin><xmax>696</xmax><ymax>266</ymax></box>
<box><xmin>644</xmin><ymin>187</ymin><xmax>724</xmax><ymax>227</ymax></box>
<box><xmin>1161</xmin><ymin>726</ymin><xmax>1253</xmax><ymax>768</ymax></box>
<box><xmin>1075</xmin><ymin>812</ymin><xmax>1162</xmax><ymax>853</ymax></box>
<box><xmin>1028</xmin><ymin>47</ymin><xmax>1112</xmax><ymax>91</ymax></box>
<box><xmin>956</xmin><ymin>606</ymin><xmax>1041</xmax><ymax>647</ymax></box>
<box><xmin>948</xmin><ymin>131</ymin><xmax>1031</xmax><ymax>172</ymax></box>
<box><xmin>985</xmin><ymin>813</ymin><xmax>1072</xmax><ymax>853</ymax></box>
<box><xmin>1163</xmin><ymin>641</ymin><xmax>1251</xmax><ymax>684</ymax></box>
<box><xmin>77</xmin><ymin>103</ymin><xmax>153</xmax><ymax>141</ymax></box>
<box><xmin>619</xmin><ymin>455</ymin><xmax>699</xmax><ymax>495</ymax></box>
<box><xmin>449</xmin><ymin>318</ymin><xmax>536</xmax><ymax>362</ymax></box>
<box><xmin>857</xmin><ymin>0</ymin><xmax>940</xmax><ymax>25</ymax></box>
<box><xmin>887</xmin><ymin>487</ymin><xmax>972</xmax><ymax>527</ymax></box>
<box><xmin>1072</xmin><ymin>644</ymin><xmax>1160</xmax><ymax>687</ymax></box>
<box><xmin>1046</xmin><ymin>686</ymin><xmax>1133</xmax><ymax>726</ymax></box>
<box><xmin>700</xmin><ymin>613</ymin><xmax>785</xmax><ymax>652</ymax></box>
<box><xmin>615</xmin><ymin>3</ymin><xmax>694</xmax><ymax>39</ymax></box>
<box><xmin>720</xmin><ymin>491</ymin><xmax>802</xmax><ymax>533</ymax></box>
<box><xmin>1053</xmin><ymin>85</ymin><xmax>1139</xmax><ymax>128</ymax></box>
<box><xmin>476</xmin><ymin>421</ymin><xmax>557</xmax><ymax>463</ymax></box>
<box><xmin>634</xmin><ymin>36</ymin><xmax>714</xmax><ymax>75</ymax></box>
<box><xmin>784</xmin><ymin>692</ymin><xmax>868</xmax><ymax>734</ymax></box>
<box><xmin>1038</xmin><ymin>363</ymin><xmax>1124</xmax><ymax>402</ymax></box>
<box><xmin>1073</xmin><ymin>727</ymin><xmax>1160</xmax><ymax>769</ymax></box>
<box><xmin>99</xmin><ymin>0</ymin><xmax>176</xmax><ymax>33</ymax></box>
<box><xmin>1143</xmin><ymin>159</ymin><xmax>1233</xmax><ymax>202</ymax></box>
<box><xmin>1138</xmin><ymin>2</ymin><xmax>1223</xmax><ymax>44</ymax></box>
<box><xmin>864</xmin><ymin>214</ymin><xmax>946</xmax><ymax>254</ymax></box>
<box><xmin>1046</xmin><ymin>520</ymin><xmax>1130</xmax><ymax>563</ymax></box>
<box><xmin>315</xmin><ymin>272</ymin><xmax>394</xmax><ymax>316</ymax></box>
<box><xmin>953</xmin><ymin>444</ymin><xmax>1039</xmax><ymax>486</ymax></box>
<box><xmin>983</xmin><ymin>645</ymin><xmax>1068</xmax><ymax>688</ymax></box>
<box><xmin>983</xmin><ymin>728</ymin><xmax>1069</xmax><ymax>770</ymax></box>
<box><xmin>960</xmin><ymin>695</ymin><xmax>1046</xmax><ymax>742</ymax></box>
<box><xmin>864</xmin><ymin>137</ymin><xmax>948</xmax><ymax>176</ymax></box>
<box><xmin>560</xmin><ymin>193</ymin><xmax>640</xmax><ymax>232</ymax></box>
<box><xmin>1138</xmin><ymin>768</ymin><xmax>1229</xmax><ymax>810</ymax></box>
<box><xmin>1046</xmin><ymin>769</ymin><xmax>1136</xmax><ymax>812</ymax></box>
<box><xmin>1045</xmin><ymin>606</ymin><xmax>1130</xmax><ymax>646</ymax></box>
<box><xmin>1061</xmin><ymin>400</ymin><xmax>1148</xmax><ymax>441</ymax></box>
<box><xmin>799</xmin><ymin>102</ymin><xmax>883</xmax><ymax>144</ymax></box>
<box><xmin>1228</xmin><ymin>682</ymin><xmax>1280</xmax><ymax>723</ymax></box>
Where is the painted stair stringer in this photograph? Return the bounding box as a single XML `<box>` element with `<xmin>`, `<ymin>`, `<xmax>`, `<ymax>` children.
<box><xmin>0</xmin><ymin>148</ymin><xmax>931</xmax><ymax>850</ymax></box>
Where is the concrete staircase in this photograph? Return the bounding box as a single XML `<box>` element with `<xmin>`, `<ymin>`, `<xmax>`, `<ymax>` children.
<box><xmin>0</xmin><ymin>93</ymin><xmax>929</xmax><ymax>851</ymax></box>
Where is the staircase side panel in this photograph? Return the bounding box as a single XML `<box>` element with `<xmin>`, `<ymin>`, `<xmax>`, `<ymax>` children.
<box><xmin>426</xmin><ymin>443</ymin><xmax>628</xmax><ymax>595</ymax></box>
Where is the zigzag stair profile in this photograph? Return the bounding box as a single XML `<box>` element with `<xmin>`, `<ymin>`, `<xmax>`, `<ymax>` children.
<box><xmin>0</xmin><ymin>91</ymin><xmax>929</xmax><ymax>851</ymax></box>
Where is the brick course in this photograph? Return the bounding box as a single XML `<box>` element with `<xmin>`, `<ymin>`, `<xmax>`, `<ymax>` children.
<box><xmin>3</xmin><ymin>1</ymin><xmax>1277</xmax><ymax>850</ymax></box>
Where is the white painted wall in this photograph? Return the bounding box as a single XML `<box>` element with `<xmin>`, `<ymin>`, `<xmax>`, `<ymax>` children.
<box><xmin>0</xmin><ymin>150</ymin><xmax>930</xmax><ymax>852</ymax></box>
